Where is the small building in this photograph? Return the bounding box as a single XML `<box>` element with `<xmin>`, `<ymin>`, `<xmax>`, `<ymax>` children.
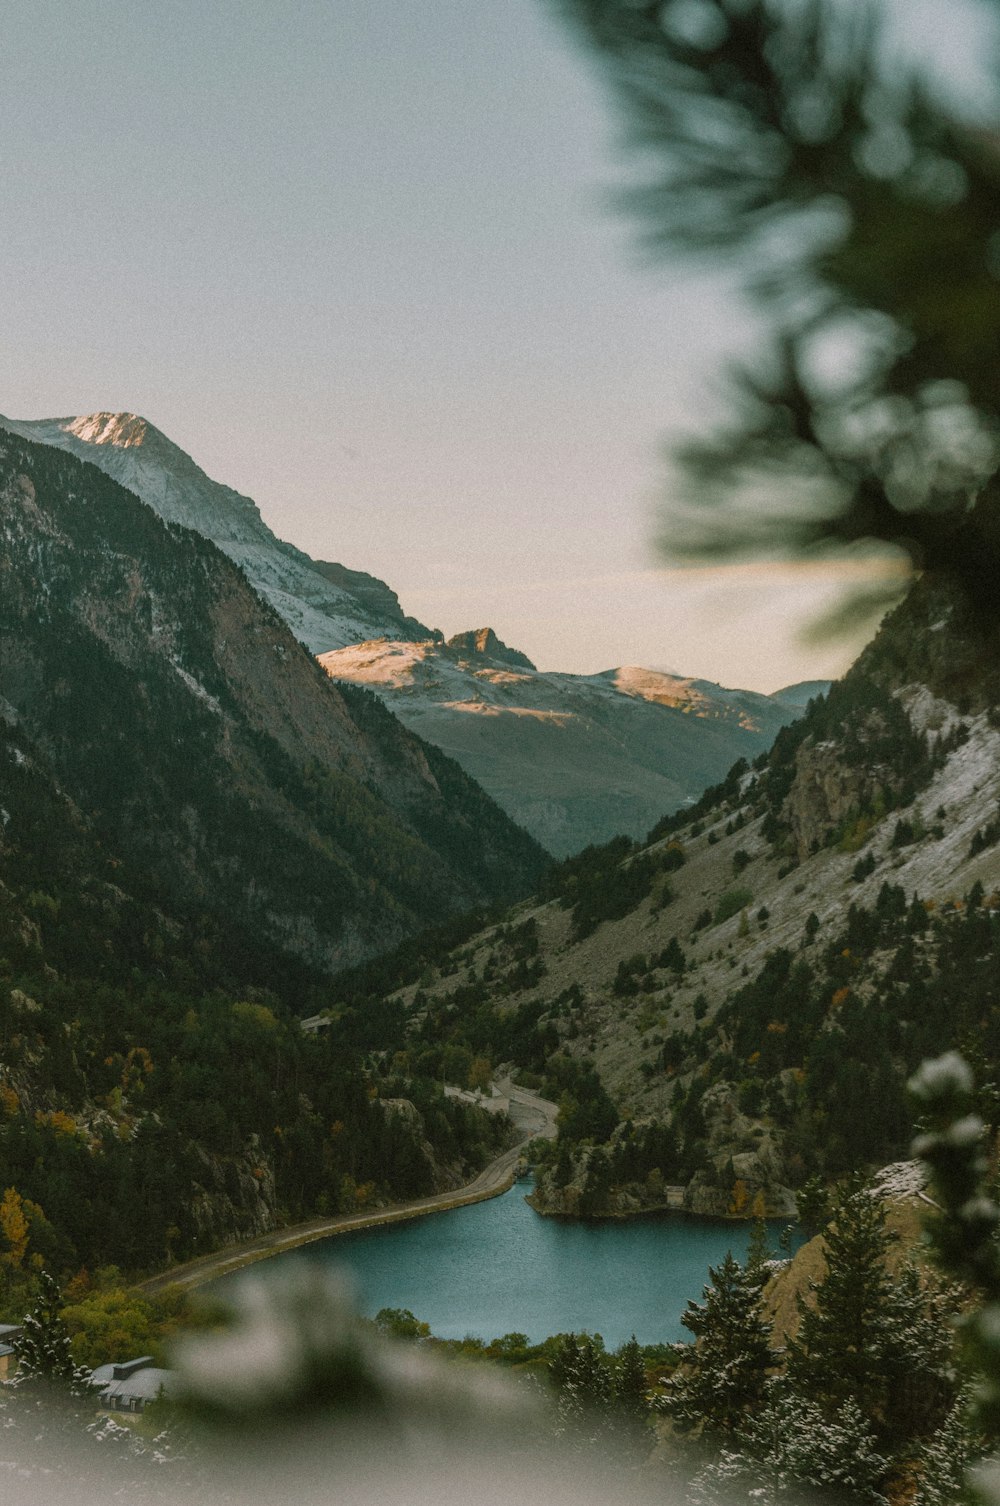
<box><xmin>90</xmin><ymin>1356</ymin><xmax>176</xmax><ymax>1413</ymax></box>
<box><xmin>0</xmin><ymin>1325</ymin><xmax>21</xmax><ymax>1382</ymax></box>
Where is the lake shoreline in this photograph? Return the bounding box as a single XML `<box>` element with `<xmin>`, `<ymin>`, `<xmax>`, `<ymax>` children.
<box><xmin>134</xmin><ymin>1081</ymin><xmax>559</xmax><ymax>1298</ymax></box>
<box><xmin>528</xmin><ymin>1199</ymin><xmax>793</xmax><ymax>1227</ymax></box>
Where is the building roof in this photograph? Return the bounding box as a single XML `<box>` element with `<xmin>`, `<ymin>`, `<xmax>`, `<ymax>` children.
<box><xmin>101</xmin><ymin>1367</ymin><xmax>176</xmax><ymax>1405</ymax></box>
<box><xmin>90</xmin><ymin>1356</ymin><xmax>155</xmax><ymax>1386</ymax></box>
<box><xmin>90</xmin><ymin>1356</ymin><xmax>176</xmax><ymax>1405</ymax></box>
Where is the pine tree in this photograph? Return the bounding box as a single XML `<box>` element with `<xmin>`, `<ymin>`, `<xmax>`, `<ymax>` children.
<box><xmin>667</xmin><ymin>1251</ymin><xmax>775</xmax><ymax>1436</ymax></box>
<box><xmin>744</xmin><ymin>1217</ymin><xmax>771</xmax><ymax>1281</ymax></box>
<box><xmin>613</xmin><ymin>1334</ymin><xmax>651</xmax><ymax>1466</ymax></box>
<box><xmin>549</xmin><ymin>1332</ymin><xmax>582</xmax><ymax>1393</ymax></box>
<box><xmin>691</xmin><ymin>1385</ymin><xmax>889</xmax><ymax>1505</ymax></box>
<box><xmin>573</xmin><ymin>1335</ymin><xmax>612</xmax><ymax>1411</ymax></box>
<box><xmin>787</xmin><ymin>1186</ymin><xmax>957</xmax><ymax>1441</ymax></box>
<box><xmin>879</xmin><ymin>1261</ymin><xmax>960</xmax><ymax>1444</ymax></box>
<box><xmin>913</xmin><ymin>1392</ymin><xmax>979</xmax><ymax>1506</ymax></box>
<box><xmin>786</xmin><ymin>1185</ymin><xmax>897</xmax><ymax>1423</ymax></box>
<box><xmin>12</xmin><ymin>1270</ymin><xmax>90</xmax><ymax>1393</ymax></box>
<box><xmin>549</xmin><ymin>1333</ymin><xmax>617</xmax><ymax>1454</ymax></box>
<box><xmin>614</xmin><ymin>1335</ymin><xmax>648</xmax><ymax>1422</ymax></box>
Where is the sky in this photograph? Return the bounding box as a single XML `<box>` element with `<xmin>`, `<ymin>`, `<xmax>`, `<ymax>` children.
<box><xmin>1</xmin><ymin>0</ymin><xmax>991</xmax><ymax>691</ymax></box>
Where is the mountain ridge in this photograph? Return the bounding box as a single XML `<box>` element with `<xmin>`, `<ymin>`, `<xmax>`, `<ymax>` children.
<box><xmin>3</xmin><ymin>410</ymin><xmax>823</xmax><ymax>856</ymax></box>
<box><xmin>320</xmin><ymin>635</ymin><xmax>823</xmax><ymax>855</ymax></box>
<box><xmin>0</xmin><ymin>410</ymin><xmax>431</xmax><ymax>654</ymax></box>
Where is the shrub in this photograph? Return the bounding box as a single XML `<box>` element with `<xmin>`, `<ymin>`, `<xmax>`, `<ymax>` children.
<box><xmin>714</xmin><ymin>888</ymin><xmax>754</xmax><ymax>926</ymax></box>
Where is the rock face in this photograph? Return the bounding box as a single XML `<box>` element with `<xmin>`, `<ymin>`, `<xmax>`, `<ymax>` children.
<box><xmin>0</xmin><ymin>427</ymin><xmax>547</xmax><ymax>974</ymax></box>
<box><xmin>0</xmin><ymin>411</ymin><xmax>430</xmax><ymax>654</ymax></box>
<box><xmin>445</xmin><ymin>627</ymin><xmax>536</xmax><ymax>670</ymax></box>
<box><xmin>321</xmin><ymin>637</ymin><xmax>820</xmax><ymax>857</ymax></box>
<box><xmin>785</xmin><ymin>740</ymin><xmax>876</xmax><ymax>859</ymax></box>
<box><xmin>186</xmin><ymin>1143</ymin><xmax>278</xmax><ymax>1247</ymax></box>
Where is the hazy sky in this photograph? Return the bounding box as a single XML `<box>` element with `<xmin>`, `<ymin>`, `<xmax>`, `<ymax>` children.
<box><xmin>2</xmin><ymin>1</ymin><xmax>990</xmax><ymax>689</ymax></box>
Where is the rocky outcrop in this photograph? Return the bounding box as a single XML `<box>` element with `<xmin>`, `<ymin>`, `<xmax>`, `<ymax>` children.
<box><xmin>784</xmin><ymin>739</ymin><xmax>876</xmax><ymax>859</ymax></box>
<box><xmin>186</xmin><ymin>1143</ymin><xmax>278</xmax><ymax>1248</ymax></box>
<box><xmin>528</xmin><ymin>1103</ymin><xmax>795</xmax><ymax>1221</ymax></box>
<box><xmin>445</xmin><ymin>628</ymin><xmax>536</xmax><ymax>671</ymax></box>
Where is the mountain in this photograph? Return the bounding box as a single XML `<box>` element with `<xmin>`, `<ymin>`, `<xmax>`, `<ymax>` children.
<box><xmin>0</xmin><ymin>413</ymin><xmax>821</xmax><ymax>857</ymax></box>
<box><xmin>0</xmin><ymin>411</ymin><xmax>432</xmax><ymax>653</ymax></box>
<box><xmin>341</xmin><ymin>573</ymin><xmax>1000</xmax><ymax>1219</ymax></box>
<box><xmin>0</xmin><ymin>425</ymin><xmax>548</xmax><ymax>1276</ymax></box>
<box><xmin>319</xmin><ymin>631</ymin><xmax>822</xmax><ymax>856</ymax></box>
<box><xmin>0</xmin><ymin>426</ymin><xmax>547</xmax><ymax>978</ymax></box>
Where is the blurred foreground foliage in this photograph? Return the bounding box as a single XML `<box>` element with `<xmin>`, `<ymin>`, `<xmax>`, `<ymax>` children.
<box><xmin>553</xmin><ymin>0</ymin><xmax>1000</xmax><ymax>621</ymax></box>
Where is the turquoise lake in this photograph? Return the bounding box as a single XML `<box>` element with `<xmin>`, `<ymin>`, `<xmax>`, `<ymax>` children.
<box><xmin>284</xmin><ymin>1182</ymin><xmax>800</xmax><ymax>1348</ymax></box>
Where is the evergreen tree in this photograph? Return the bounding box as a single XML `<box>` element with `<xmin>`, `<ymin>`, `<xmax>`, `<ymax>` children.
<box><xmin>13</xmin><ymin>1270</ymin><xmax>91</xmax><ymax>1394</ymax></box>
<box><xmin>613</xmin><ymin>1334</ymin><xmax>651</xmax><ymax>1465</ymax></box>
<box><xmin>795</xmin><ymin>1173</ymin><xmax>831</xmax><ymax>1234</ymax></box>
<box><xmin>879</xmin><ymin>1261</ymin><xmax>960</xmax><ymax>1444</ymax></box>
<box><xmin>913</xmin><ymin>1392</ymin><xmax>979</xmax><ymax>1506</ymax></box>
<box><xmin>667</xmin><ymin>1251</ymin><xmax>775</xmax><ymax>1435</ymax></box>
<box><xmin>549</xmin><ymin>1333</ymin><xmax>617</xmax><ymax>1454</ymax></box>
<box><xmin>786</xmin><ymin>1186</ymin><xmax>897</xmax><ymax>1424</ymax></box>
<box><xmin>573</xmin><ymin>1335</ymin><xmax>612</xmax><ymax>1411</ymax></box>
<box><xmin>691</xmin><ymin>1386</ymin><xmax>889</xmax><ymax>1505</ymax></box>
<box><xmin>613</xmin><ymin>1334</ymin><xmax>648</xmax><ymax>1423</ymax></box>
<box><xmin>744</xmin><ymin>1217</ymin><xmax>771</xmax><ymax>1281</ymax></box>
<box><xmin>549</xmin><ymin>1332</ymin><xmax>582</xmax><ymax>1393</ymax></box>
<box><xmin>787</xmin><ymin>1186</ymin><xmax>957</xmax><ymax>1442</ymax></box>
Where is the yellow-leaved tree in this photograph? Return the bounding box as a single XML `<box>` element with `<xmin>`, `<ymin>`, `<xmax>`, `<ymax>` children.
<box><xmin>0</xmin><ymin>1186</ymin><xmax>30</xmax><ymax>1270</ymax></box>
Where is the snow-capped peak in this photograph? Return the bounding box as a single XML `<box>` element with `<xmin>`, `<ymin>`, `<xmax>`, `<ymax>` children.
<box><xmin>0</xmin><ymin>410</ymin><xmax>430</xmax><ymax>654</ymax></box>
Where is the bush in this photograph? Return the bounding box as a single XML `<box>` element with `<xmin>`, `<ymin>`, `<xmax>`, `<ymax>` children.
<box><xmin>714</xmin><ymin>888</ymin><xmax>754</xmax><ymax>926</ymax></box>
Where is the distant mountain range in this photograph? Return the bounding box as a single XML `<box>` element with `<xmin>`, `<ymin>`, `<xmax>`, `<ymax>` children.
<box><xmin>0</xmin><ymin>411</ymin><xmax>823</xmax><ymax>855</ymax></box>
<box><xmin>320</xmin><ymin>633</ymin><xmax>824</xmax><ymax>856</ymax></box>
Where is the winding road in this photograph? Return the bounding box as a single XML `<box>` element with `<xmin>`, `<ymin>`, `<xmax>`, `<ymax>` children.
<box><xmin>135</xmin><ymin>1081</ymin><xmax>557</xmax><ymax>1298</ymax></box>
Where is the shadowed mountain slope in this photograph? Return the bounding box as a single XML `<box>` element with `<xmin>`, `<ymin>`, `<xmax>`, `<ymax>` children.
<box><xmin>0</xmin><ymin>428</ymin><xmax>547</xmax><ymax>977</ymax></box>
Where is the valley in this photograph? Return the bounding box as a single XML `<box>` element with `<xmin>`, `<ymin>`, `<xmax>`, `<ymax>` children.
<box><xmin>8</xmin><ymin>0</ymin><xmax>1000</xmax><ymax>1499</ymax></box>
<box><xmin>1</xmin><ymin>421</ymin><xmax>997</xmax><ymax>1502</ymax></box>
<box><xmin>337</xmin><ymin>576</ymin><xmax>1000</xmax><ymax>1226</ymax></box>
<box><xmin>3</xmin><ymin>403</ymin><xmax>998</xmax><ymax>1295</ymax></box>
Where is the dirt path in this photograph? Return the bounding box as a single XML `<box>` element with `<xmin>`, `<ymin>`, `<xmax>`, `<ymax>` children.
<box><xmin>135</xmin><ymin>1082</ymin><xmax>558</xmax><ymax>1298</ymax></box>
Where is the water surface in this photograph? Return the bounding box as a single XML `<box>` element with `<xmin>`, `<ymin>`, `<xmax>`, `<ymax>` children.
<box><xmin>288</xmin><ymin>1182</ymin><xmax>798</xmax><ymax>1347</ymax></box>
